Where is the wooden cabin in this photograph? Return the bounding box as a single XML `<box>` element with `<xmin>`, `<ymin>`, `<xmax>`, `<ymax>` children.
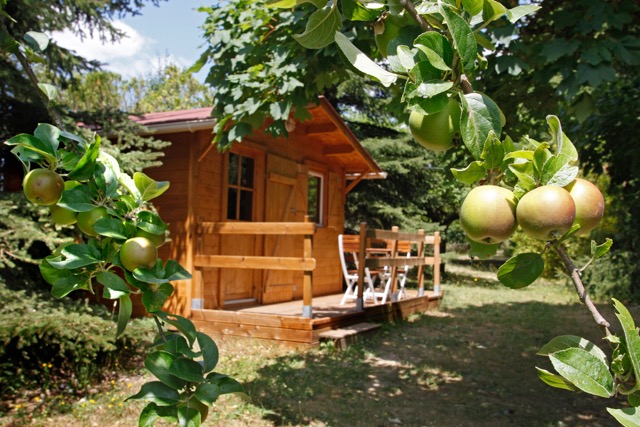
<box><xmin>135</xmin><ymin>97</ymin><xmax>444</xmax><ymax>347</ymax></box>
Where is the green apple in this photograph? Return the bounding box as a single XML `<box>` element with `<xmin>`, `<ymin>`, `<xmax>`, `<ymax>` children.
<box><xmin>516</xmin><ymin>185</ymin><xmax>576</xmax><ymax>240</ymax></box>
<box><xmin>49</xmin><ymin>180</ymin><xmax>82</xmax><ymax>225</ymax></box>
<box><xmin>408</xmin><ymin>97</ymin><xmax>461</xmax><ymax>152</ymax></box>
<box><xmin>459</xmin><ymin>185</ymin><xmax>518</xmax><ymax>244</ymax></box>
<box><xmin>119</xmin><ymin>237</ymin><xmax>158</xmax><ymax>272</ymax></box>
<box><xmin>77</xmin><ymin>207</ymin><xmax>109</xmax><ymax>236</ymax></box>
<box><xmin>135</xmin><ymin>228</ymin><xmax>166</xmax><ymax>247</ymax></box>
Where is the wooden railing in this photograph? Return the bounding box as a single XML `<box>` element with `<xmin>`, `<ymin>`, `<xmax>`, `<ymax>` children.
<box><xmin>355</xmin><ymin>223</ymin><xmax>441</xmax><ymax>310</ymax></box>
<box><xmin>194</xmin><ymin>220</ymin><xmax>316</xmax><ymax>318</ymax></box>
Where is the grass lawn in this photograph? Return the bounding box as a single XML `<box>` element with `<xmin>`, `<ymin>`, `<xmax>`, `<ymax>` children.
<box><xmin>2</xmin><ymin>264</ymin><xmax>634</xmax><ymax>427</ymax></box>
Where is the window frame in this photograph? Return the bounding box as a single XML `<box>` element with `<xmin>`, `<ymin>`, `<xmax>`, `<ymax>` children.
<box><xmin>307</xmin><ymin>170</ymin><xmax>326</xmax><ymax>226</ymax></box>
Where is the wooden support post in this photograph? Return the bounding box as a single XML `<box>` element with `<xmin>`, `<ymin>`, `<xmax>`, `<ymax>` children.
<box><xmin>389</xmin><ymin>226</ymin><xmax>400</xmax><ymax>301</ymax></box>
<box><xmin>356</xmin><ymin>222</ymin><xmax>367</xmax><ymax>311</ymax></box>
<box><xmin>433</xmin><ymin>231</ymin><xmax>441</xmax><ymax>296</ymax></box>
<box><xmin>302</xmin><ymin>216</ymin><xmax>314</xmax><ymax>318</ymax></box>
<box><xmin>416</xmin><ymin>229</ymin><xmax>426</xmax><ymax>296</ymax></box>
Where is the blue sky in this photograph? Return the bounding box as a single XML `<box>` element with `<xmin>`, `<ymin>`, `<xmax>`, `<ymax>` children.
<box><xmin>51</xmin><ymin>0</ymin><xmax>212</xmax><ymax>81</ymax></box>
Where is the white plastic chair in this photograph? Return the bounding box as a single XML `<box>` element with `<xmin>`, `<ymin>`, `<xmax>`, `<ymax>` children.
<box><xmin>338</xmin><ymin>234</ymin><xmax>380</xmax><ymax>305</ymax></box>
<box><xmin>378</xmin><ymin>241</ymin><xmax>411</xmax><ymax>303</ymax></box>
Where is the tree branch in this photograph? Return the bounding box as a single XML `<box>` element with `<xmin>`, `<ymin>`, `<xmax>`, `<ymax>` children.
<box><xmin>398</xmin><ymin>0</ymin><xmax>432</xmax><ymax>32</ymax></box>
<box><xmin>553</xmin><ymin>243</ymin><xmax>612</xmax><ymax>335</ymax></box>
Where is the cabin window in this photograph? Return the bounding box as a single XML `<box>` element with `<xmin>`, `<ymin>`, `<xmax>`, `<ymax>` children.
<box><xmin>307</xmin><ymin>171</ymin><xmax>324</xmax><ymax>225</ymax></box>
<box><xmin>227</xmin><ymin>153</ymin><xmax>255</xmax><ymax>221</ymax></box>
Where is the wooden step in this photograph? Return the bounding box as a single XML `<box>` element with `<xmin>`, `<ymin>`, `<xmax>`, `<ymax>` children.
<box><xmin>318</xmin><ymin>322</ymin><xmax>382</xmax><ymax>350</ymax></box>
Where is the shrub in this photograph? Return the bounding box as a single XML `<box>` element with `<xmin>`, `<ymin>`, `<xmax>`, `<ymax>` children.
<box><xmin>0</xmin><ymin>284</ymin><xmax>154</xmax><ymax>402</ymax></box>
<box><xmin>581</xmin><ymin>250</ymin><xmax>640</xmax><ymax>303</ymax></box>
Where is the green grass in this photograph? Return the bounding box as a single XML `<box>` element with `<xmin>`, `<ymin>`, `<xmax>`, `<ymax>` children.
<box><xmin>2</xmin><ymin>267</ymin><xmax>634</xmax><ymax>427</ymax></box>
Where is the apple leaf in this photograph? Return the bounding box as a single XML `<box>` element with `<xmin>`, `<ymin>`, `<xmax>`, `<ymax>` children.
<box><xmin>127</xmin><ymin>381</ymin><xmax>181</xmax><ymax>406</ymax></box>
<box><xmin>137</xmin><ymin>211</ymin><xmax>168</xmax><ymax>234</ymax></box>
<box><xmin>138</xmin><ymin>403</ymin><xmax>178</xmax><ymax>427</ymax></box>
<box><xmin>535</xmin><ymin>367</ymin><xmax>580</xmax><ymax>392</ymax></box>
<box><xmin>93</xmin><ymin>216</ymin><xmax>128</xmax><ymax>239</ymax></box>
<box><xmin>439</xmin><ymin>3</ymin><xmax>477</xmax><ymax>74</ymax></box>
<box><xmin>414</xmin><ymin>31</ymin><xmax>454</xmax><ymax>68</ymax></box>
<box><xmin>141</xmin><ymin>282</ymin><xmax>175</xmax><ymax>313</ymax></box>
<box><xmin>23</xmin><ymin>31</ymin><xmax>49</xmax><ymax>52</ymax></box>
<box><xmin>544</xmin><ymin>162</ymin><xmax>579</xmax><ymax>187</ymax></box>
<box><xmin>550</xmin><ymin>347</ymin><xmax>614</xmax><ymax>398</ymax></box>
<box><xmin>97</xmin><ymin>270</ymin><xmax>131</xmax><ymax>299</ymax></box>
<box><xmin>197</xmin><ymin>332</ymin><xmax>220</xmax><ymax>373</ymax></box>
<box><xmin>169</xmin><ymin>358</ymin><xmax>205</xmax><ymax>383</ymax></box>
<box><xmin>480</xmin><ymin>131</ymin><xmax>504</xmax><ymax>170</ymax></box>
<box><xmin>37</xmin><ymin>83</ymin><xmax>58</xmax><ymax>102</ymax></box>
<box><xmin>497</xmin><ymin>253</ymin><xmax>544</xmax><ymax>289</ymax></box>
<box><xmin>451</xmin><ymin>160</ymin><xmax>485</xmax><ymax>184</ymax></box>
<box><xmin>133</xmin><ymin>172</ymin><xmax>170</xmax><ymax>202</ymax></box>
<box><xmin>460</xmin><ymin>92</ymin><xmax>503</xmax><ymax>160</ymax></box>
<box><xmin>144</xmin><ymin>351</ymin><xmax>187</xmax><ymax>390</ymax></box>
<box><xmin>5</xmin><ymin>133</ymin><xmax>57</xmax><ymax>163</ymax></box>
<box><xmin>482</xmin><ymin>0</ymin><xmax>507</xmax><ymax>25</ymax></box>
<box><xmin>155</xmin><ymin>311</ymin><xmax>198</xmax><ymax>346</ymax></box>
<box><xmin>58</xmin><ymin>186</ymin><xmax>95</xmax><ymax>212</ymax></box>
<box><xmin>334</xmin><ymin>31</ymin><xmax>398</xmax><ymax>87</ymax></box>
<box><xmin>467</xmin><ymin>239</ymin><xmax>499</xmax><ymax>259</ymax></box>
<box><xmin>404</xmin><ymin>80</ymin><xmax>453</xmax><ymax>100</ymax></box>
<box><xmin>461</xmin><ymin>0</ymin><xmax>483</xmax><ymax>16</ymax></box>
<box><xmin>195</xmin><ymin>383</ymin><xmax>221</xmax><ymax>406</ymax></box>
<box><xmin>538</xmin><ymin>335</ymin><xmax>609</xmax><ymax>366</ymax></box>
<box><xmin>613</xmin><ymin>299</ymin><xmax>640</xmax><ymax>385</ymax></box>
<box><xmin>69</xmin><ymin>135</ymin><xmax>100</xmax><ymax>181</ymax></box>
<box><xmin>293</xmin><ymin>3</ymin><xmax>341</xmax><ymax>49</ymax></box>
<box><xmin>33</xmin><ymin>123</ymin><xmax>60</xmax><ymax>152</ymax></box>
<box><xmin>341</xmin><ymin>0</ymin><xmax>381</xmax><ymax>21</ymax></box>
<box><xmin>607</xmin><ymin>407</ymin><xmax>640</xmax><ymax>427</ymax></box>
<box><xmin>591</xmin><ymin>238</ymin><xmax>613</xmax><ymax>259</ymax></box>
<box><xmin>506</xmin><ymin>4</ymin><xmax>541</xmax><ymax>23</ymax></box>
<box><xmin>415</xmin><ymin>45</ymin><xmax>451</xmax><ymax>71</ymax></box>
<box><xmin>116</xmin><ymin>294</ymin><xmax>132</xmax><ymax>337</ymax></box>
<box><xmin>46</xmin><ymin>243</ymin><xmax>102</xmax><ymax>269</ymax></box>
<box><xmin>177</xmin><ymin>405</ymin><xmax>201</xmax><ymax>427</ymax></box>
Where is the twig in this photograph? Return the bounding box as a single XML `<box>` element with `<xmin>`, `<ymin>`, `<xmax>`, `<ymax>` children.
<box><xmin>1</xmin><ymin>20</ymin><xmax>64</xmax><ymax>129</ymax></box>
<box><xmin>153</xmin><ymin>314</ymin><xmax>168</xmax><ymax>342</ymax></box>
<box><xmin>554</xmin><ymin>243</ymin><xmax>612</xmax><ymax>336</ymax></box>
<box><xmin>398</xmin><ymin>0</ymin><xmax>432</xmax><ymax>32</ymax></box>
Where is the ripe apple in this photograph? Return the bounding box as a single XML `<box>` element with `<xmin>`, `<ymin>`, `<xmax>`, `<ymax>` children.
<box><xmin>408</xmin><ymin>96</ymin><xmax>461</xmax><ymax>152</ymax></box>
<box><xmin>459</xmin><ymin>185</ymin><xmax>518</xmax><ymax>244</ymax></box>
<box><xmin>77</xmin><ymin>207</ymin><xmax>109</xmax><ymax>236</ymax></box>
<box><xmin>516</xmin><ymin>185</ymin><xmax>576</xmax><ymax>240</ymax></box>
<box><xmin>119</xmin><ymin>237</ymin><xmax>158</xmax><ymax>272</ymax></box>
<box><xmin>22</xmin><ymin>168</ymin><xmax>64</xmax><ymax>206</ymax></box>
<box><xmin>564</xmin><ymin>178</ymin><xmax>605</xmax><ymax>235</ymax></box>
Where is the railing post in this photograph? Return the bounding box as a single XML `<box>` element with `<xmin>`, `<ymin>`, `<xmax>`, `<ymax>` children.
<box><xmin>417</xmin><ymin>229</ymin><xmax>426</xmax><ymax>297</ymax></box>
<box><xmin>433</xmin><ymin>231</ymin><xmax>441</xmax><ymax>296</ymax></box>
<box><xmin>356</xmin><ymin>222</ymin><xmax>367</xmax><ymax>311</ymax></box>
<box><xmin>388</xmin><ymin>225</ymin><xmax>400</xmax><ymax>301</ymax></box>
<box><xmin>302</xmin><ymin>216</ymin><xmax>314</xmax><ymax>318</ymax></box>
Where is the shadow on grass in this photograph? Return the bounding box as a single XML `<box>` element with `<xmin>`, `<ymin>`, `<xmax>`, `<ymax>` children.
<box><xmin>241</xmin><ymin>293</ymin><xmax>626</xmax><ymax>427</ymax></box>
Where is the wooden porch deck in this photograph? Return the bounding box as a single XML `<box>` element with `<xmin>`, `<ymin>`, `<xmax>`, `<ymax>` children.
<box><xmin>190</xmin><ymin>290</ymin><xmax>444</xmax><ymax>348</ymax></box>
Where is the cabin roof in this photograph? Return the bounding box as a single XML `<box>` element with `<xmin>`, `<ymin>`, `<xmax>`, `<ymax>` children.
<box><xmin>130</xmin><ymin>96</ymin><xmax>384</xmax><ymax>180</ymax></box>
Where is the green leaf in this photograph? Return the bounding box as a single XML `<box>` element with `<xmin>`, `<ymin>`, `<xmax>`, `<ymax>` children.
<box><xmin>69</xmin><ymin>136</ymin><xmax>100</xmax><ymax>181</ymax></box>
<box><xmin>497</xmin><ymin>253</ymin><xmax>544</xmax><ymax>289</ymax></box>
<box><xmin>23</xmin><ymin>31</ymin><xmax>49</xmax><ymax>51</ymax></box>
<box><xmin>334</xmin><ymin>31</ymin><xmax>398</xmax><ymax>87</ymax></box>
<box><xmin>293</xmin><ymin>3</ymin><xmax>341</xmax><ymax>49</ymax></box>
<box><xmin>461</xmin><ymin>0</ymin><xmax>483</xmax><ymax>16</ymax></box>
<box><xmin>505</xmin><ymin>4</ymin><xmax>540</xmax><ymax>23</ymax></box>
<box><xmin>550</xmin><ymin>347</ymin><xmax>614</xmax><ymax>398</ymax></box>
<box><xmin>169</xmin><ymin>358</ymin><xmax>205</xmax><ymax>383</ymax></box>
<box><xmin>504</xmin><ymin>150</ymin><xmax>534</xmax><ymax>161</ymax></box>
<box><xmin>467</xmin><ymin>239</ymin><xmax>499</xmax><ymax>259</ymax></box>
<box><xmin>341</xmin><ymin>0</ymin><xmax>381</xmax><ymax>21</ymax></box>
<box><xmin>177</xmin><ymin>405</ymin><xmax>201</xmax><ymax>427</ymax></box>
<box><xmin>127</xmin><ymin>381</ymin><xmax>181</xmax><ymax>405</ymax></box>
<box><xmin>197</xmin><ymin>332</ymin><xmax>219</xmax><ymax>373</ymax></box>
<box><xmin>134</xmin><ymin>172</ymin><xmax>170</xmax><ymax>202</ymax></box>
<box><xmin>613</xmin><ymin>299</ymin><xmax>640</xmax><ymax>385</ymax></box>
<box><xmin>591</xmin><ymin>238</ymin><xmax>613</xmax><ymax>259</ymax></box>
<box><xmin>266</xmin><ymin>0</ymin><xmax>298</xmax><ymax>7</ymax></box>
<box><xmin>195</xmin><ymin>383</ymin><xmax>220</xmax><ymax>406</ymax></box>
<box><xmin>141</xmin><ymin>282</ymin><xmax>175</xmax><ymax>312</ymax></box>
<box><xmin>480</xmin><ymin>131</ymin><xmax>504</xmax><ymax>170</ymax></box>
<box><xmin>156</xmin><ymin>311</ymin><xmax>198</xmax><ymax>346</ymax></box>
<box><xmin>47</xmin><ymin>243</ymin><xmax>102</xmax><ymax>269</ymax></box>
<box><xmin>97</xmin><ymin>270</ymin><xmax>130</xmax><ymax>299</ymax></box>
<box><xmin>544</xmin><ymin>162</ymin><xmax>579</xmax><ymax>188</ymax></box>
<box><xmin>415</xmin><ymin>46</ymin><xmax>451</xmax><ymax>71</ymax></box>
<box><xmin>145</xmin><ymin>351</ymin><xmax>188</xmax><ymax>390</ymax></box>
<box><xmin>439</xmin><ymin>3</ymin><xmax>477</xmax><ymax>74</ymax></box>
<box><xmin>33</xmin><ymin>124</ymin><xmax>60</xmax><ymax>152</ymax></box>
<box><xmin>414</xmin><ymin>31</ymin><xmax>454</xmax><ymax>68</ymax></box>
<box><xmin>607</xmin><ymin>407</ymin><xmax>640</xmax><ymax>427</ymax></box>
<box><xmin>58</xmin><ymin>185</ymin><xmax>95</xmax><ymax>212</ymax></box>
<box><xmin>538</xmin><ymin>335</ymin><xmax>609</xmax><ymax>366</ymax></box>
<box><xmin>116</xmin><ymin>294</ymin><xmax>132</xmax><ymax>337</ymax></box>
<box><xmin>94</xmin><ymin>217</ymin><xmax>128</xmax><ymax>239</ymax></box>
<box><xmin>137</xmin><ymin>211</ymin><xmax>168</xmax><ymax>234</ymax></box>
<box><xmin>482</xmin><ymin>0</ymin><xmax>507</xmax><ymax>25</ymax></box>
<box><xmin>460</xmin><ymin>92</ymin><xmax>503</xmax><ymax>159</ymax></box>
<box><xmin>5</xmin><ymin>133</ymin><xmax>57</xmax><ymax>162</ymax></box>
<box><xmin>37</xmin><ymin>83</ymin><xmax>58</xmax><ymax>102</ymax></box>
<box><xmin>404</xmin><ymin>79</ymin><xmax>453</xmax><ymax>100</ymax></box>
<box><xmin>138</xmin><ymin>403</ymin><xmax>178</xmax><ymax>427</ymax></box>
<box><xmin>535</xmin><ymin>367</ymin><xmax>580</xmax><ymax>392</ymax></box>
<box><xmin>451</xmin><ymin>161</ymin><xmax>485</xmax><ymax>184</ymax></box>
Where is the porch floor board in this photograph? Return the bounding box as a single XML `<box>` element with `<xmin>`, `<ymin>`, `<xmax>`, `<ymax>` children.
<box><xmin>190</xmin><ymin>289</ymin><xmax>443</xmax><ymax>348</ymax></box>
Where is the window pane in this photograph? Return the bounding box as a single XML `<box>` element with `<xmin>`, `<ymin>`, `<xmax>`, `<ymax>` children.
<box><xmin>227</xmin><ymin>188</ymin><xmax>238</xmax><ymax>220</ymax></box>
<box><xmin>308</xmin><ymin>176</ymin><xmax>319</xmax><ymax>223</ymax></box>
<box><xmin>241</xmin><ymin>157</ymin><xmax>254</xmax><ymax>188</ymax></box>
<box><xmin>228</xmin><ymin>153</ymin><xmax>238</xmax><ymax>186</ymax></box>
<box><xmin>239</xmin><ymin>190</ymin><xmax>253</xmax><ymax>221</ymax></box>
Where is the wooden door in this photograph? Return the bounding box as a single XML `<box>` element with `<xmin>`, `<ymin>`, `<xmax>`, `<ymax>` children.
<box><xmin>262</xmin><ymin>154</ymin><xmax>307</xmax><ymax>303</ymax></box>
<box><xmin>220</xmin><ymin>148</ymin><xmax>264</xmax><ymax>305</ymax></box>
